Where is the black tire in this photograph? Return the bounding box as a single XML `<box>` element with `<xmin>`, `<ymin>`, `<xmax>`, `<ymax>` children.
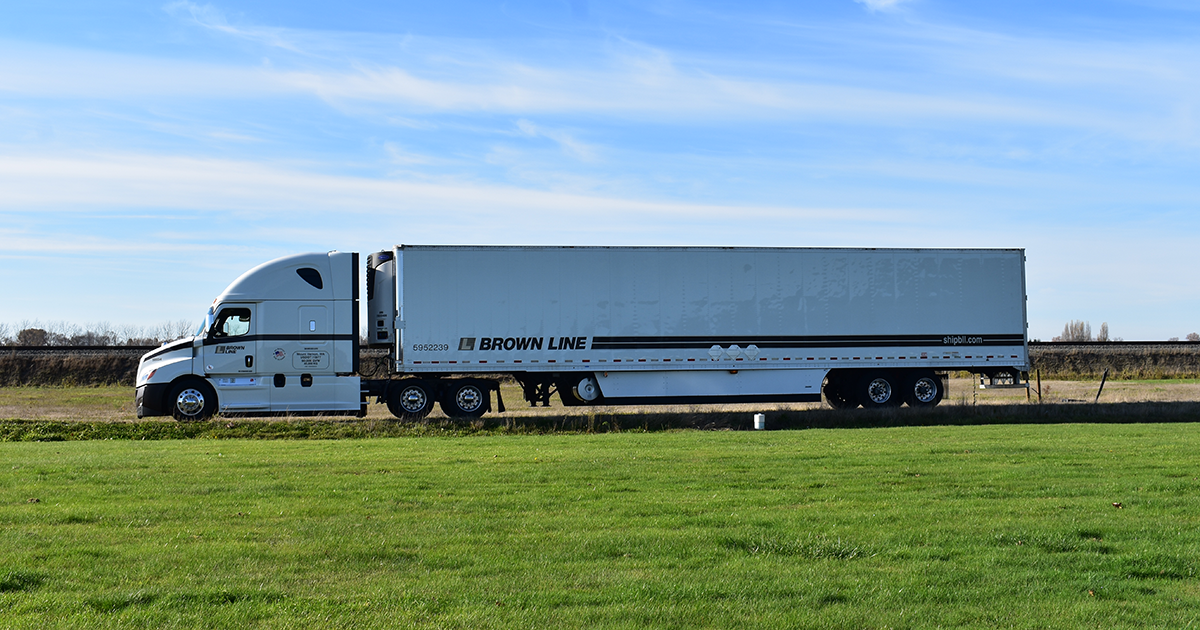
<box><xmin>558</xmin><ymin>380</ymin><xmax>583</xmax><ymax>406</ymax></box>
<box><xmin>859</xmin><ymin>372</ymin><xmax>902</xmax><ymax>408</ymax></box>
<box><xmin>559</xmin><ymin>376</ymin><xmax>601</xmax><ymax>407</ymax></box>
<box><xmin>904</xmin><ymin>371</ymin><xmax>943</xmax><ymax>408</ymax></box>
<box><xmin>439</xmin><ymin>381</ymin><xmax>488</xmax><ymax>419</ymax></box>
<box><xmin>823</xmin><ymin>375</ymin><xmax>859</xmax><ymax>409</ymax></box>
<box><xmin>387</xmin><ymin>380</ymin><xmax>434</xmax><ymax>420</ymax></box>
<box><xmin>168</xmin><ymin>378</ymin><xmax>217</xmax><ymax>421</ymax></box>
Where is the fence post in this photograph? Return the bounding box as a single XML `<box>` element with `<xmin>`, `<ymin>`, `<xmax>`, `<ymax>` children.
<box><xmin>1094</xmin><ymin>368</ymin><xmax>1109</xmax><ymax>403</ymax></box>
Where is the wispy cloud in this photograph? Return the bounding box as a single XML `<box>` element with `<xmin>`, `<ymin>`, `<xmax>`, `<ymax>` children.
<box><xmin>514</xmin><ymin>120</ymin><xmax>598</xmax><ymax>162</ymax></box>
<box><xmin>0</xmin><ymin>40</ymin><xmax>283</xmax><ymax>98</ymax></box>
<box><xmin>4</xmin><ymin>27</ymin><xmax>1197</xmax><ymax>149</ymax></box>
<box><xmin>164</xmin><ymin>1</ymin><xmax>306</xmax><ymax>53</ymax></box>
<box><xmin>0</xmin><ymin>151</ymin><xmax>894</xmax><ymax>225</ymax></box>
<box><xmin>854</xmin><ymin>0</ymin><xmax>912</xmax><ymax>13</ymax></box>
<box><xmin>383</xmin><ymin>142</ymin><xmax>435</xmax><ymax>166</ymax></box>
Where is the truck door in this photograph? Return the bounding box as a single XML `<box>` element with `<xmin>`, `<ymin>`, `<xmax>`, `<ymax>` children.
<box><xmin>269</xmin><ymin>303</ymin><xmax>342</xmax><ymax>412</ymax></box>
<box><xmin>203</xmin><ymin>304</ymin><xmax>268</xmax><ymax>411</ymax></box>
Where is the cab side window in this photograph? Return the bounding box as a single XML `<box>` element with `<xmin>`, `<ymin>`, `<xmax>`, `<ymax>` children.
<box><xmin>210</xmin><ymin>307</ymin><xmax>252</xmax><ymax>338</ymax></box>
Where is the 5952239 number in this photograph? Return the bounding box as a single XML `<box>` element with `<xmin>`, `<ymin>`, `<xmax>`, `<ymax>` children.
<box><xmin>412</xmin><ymin>343</ymin><xmax>449</xmax><ymax>352</ymax></box>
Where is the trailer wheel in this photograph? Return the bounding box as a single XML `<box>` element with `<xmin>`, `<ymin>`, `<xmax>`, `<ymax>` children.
<box><xmin>823</xmin><ymin>375</ymin><xmax>859</xmax><ymax>409</ymax></box>
<box><xmin>560</xmin><ymin>375</ymin><xmax>601</xmax><ymax>406</ymax></box>
<box><xmin>169</xmin><ymin>378</ymin><xmax>217</xmax><ymax>421</ymax></box>
<box><xmin>860</xmin><ymin>372</ymin><xmax>901</xmax><ymax>408</ymax></box>
<box><xmin>558</xmin><ymin>380</ymin><xmax>583</xmax><ymax>406</ymax></box>
<box><xmin>904</xmin><ymin>372</ymin><xmax>943</xmax><ymax>408</ymax></box>
<box><xmin>440</xmin><ymin>381</ymin><xmax>488</xmax><ymax>419</ymax></box>
<box><xmin>388</xmin><ymin>381</ymin><xmax>433</xmax><ymax>420</ymax></box>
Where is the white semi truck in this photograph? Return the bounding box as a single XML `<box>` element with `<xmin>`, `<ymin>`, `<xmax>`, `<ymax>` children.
<box><xmin>135</xmin><ymin>246</ymin><xmax>1029</xmax><ymax>420</ymax></box>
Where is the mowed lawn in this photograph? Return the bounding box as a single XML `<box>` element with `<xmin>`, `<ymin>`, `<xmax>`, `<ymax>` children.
<box><xmin>3</xmin><ymin>426</ymin><xmax>1199</xmax><ymax>628</ymax></box>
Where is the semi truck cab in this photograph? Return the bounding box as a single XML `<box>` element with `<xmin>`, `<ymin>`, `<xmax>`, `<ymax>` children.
<box><xmin>135</xmin><ymin>251</ymin><xmax>362</xmax><ymax>420</ymax></box>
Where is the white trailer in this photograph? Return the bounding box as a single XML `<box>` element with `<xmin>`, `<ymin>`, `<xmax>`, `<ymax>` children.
<box><xmin>136</xmin><ymin>246</ymin><xmax>1028</xmax><ymax>420</ymax></box>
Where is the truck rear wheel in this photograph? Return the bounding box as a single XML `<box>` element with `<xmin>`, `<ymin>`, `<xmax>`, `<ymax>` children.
<box><xmin>823</xmin><ymin>375</ymin><xmax>859</xmax><ymax>409</ymax></box>
<box><xmin>860</xmin><ymin>372</ymin><xmax>901</xmax><ymax>408</ymax></box>
<box><xmin>904</xmin><ymin>372</ymin><xmax>943</xmax><ymax>408</ymax></box>
<box><xmin>559</xmin><ymin>375</ymin><xmax>601</xmax><ymax>406</ymax></box>
<box><xmin>558</xmin><ymin>380</ymin><xmax>583</xmax><ymax>406</ymax></box>
<box><xmin>169</xmin><ymin>378</ymin><xmax>217</xmax><ymax>421</ymax></box>
<box><xmin>388</xmin><ymin>380</ymin><xmax>433</xmax><ymax>420</ymax></box>
<box><xmin>440</xmin><ymin>381</ymin><xmax>488</xmax><ymax>419</ymax></box>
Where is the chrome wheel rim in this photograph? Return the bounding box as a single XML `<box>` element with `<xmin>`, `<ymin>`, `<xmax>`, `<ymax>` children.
<box><xmin>913</xmin><ymin>377</ymin><xmax>938</xmax><ymax>403</ymax></box>
<box><xmin>455</xmin><ymin>386</ymin><xmax>483</xmax><ymax>412</ymax></box>
<box><xmin>866</xmin><ymin>378</ymin><xmax>892</xmax><ymax>404</ymax></box>
<box><xmin>399</xmin><ymin>386</ymin><xmax>428</xmax><ymax>413</ymax></box>
<box><xmin>176</xmin><ymin>388</ymin><xmax>205</xmax><ymax>416</ymax></box>
<box><xmin>576</xmin><ymin>377</ymin><xmax>599</xmax><ymax>401</ymax></box>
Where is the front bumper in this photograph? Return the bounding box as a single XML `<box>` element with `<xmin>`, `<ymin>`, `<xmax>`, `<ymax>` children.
<box><xmin>136</xmin><ymin>383</ymin><xmax>170</xmax><ymax>418</ymax></box>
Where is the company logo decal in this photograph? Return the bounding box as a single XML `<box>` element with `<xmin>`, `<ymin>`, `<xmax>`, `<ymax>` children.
<box><xmin>273</xmin><ymin>348</ymin><xmax>286</xmax><ymax>360</ymax></box>
<box><xmin>214</xmin><ymin>345</ymin><xmax>246</xmax><ymax>354</ymax></box>
<box><xmin>459</xmin><ymin>336</ymin><xmax>588</xmax><ymax>351</ymax></box>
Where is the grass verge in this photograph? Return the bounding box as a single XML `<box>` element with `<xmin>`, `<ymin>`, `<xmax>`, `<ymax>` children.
<box><xmin>2</xmin><ymin>427</ymin><xmax>1199</xmax><ymax>628</ymax></box>
<box><xmin>5</xmin><ymin>399</ymin><xmax>1200</xmax><ymax>442</ymax></box>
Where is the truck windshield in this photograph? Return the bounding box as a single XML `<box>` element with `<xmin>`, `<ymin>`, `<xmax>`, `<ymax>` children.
<box><xmin>196</xmin><ymin>308</ymin><xmax>213</xmax><ymax>337</ymax></box>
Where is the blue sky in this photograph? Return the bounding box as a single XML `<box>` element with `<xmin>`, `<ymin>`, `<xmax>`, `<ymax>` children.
<box><xmin>2</xmin><ymin>0</ymin><xmax>1198</xmax><ymax>340</ymax></box>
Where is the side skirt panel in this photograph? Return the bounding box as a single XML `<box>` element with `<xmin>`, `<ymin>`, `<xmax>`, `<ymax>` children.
<box><xmin>601</xmin><ymin>393</ymin><xmax>821</xmax><ymax>406</ymax></box>
<box><xmin>596</xmin><ymin>368</ymin><xmax>828</xmax><ymax>399</ymax></box>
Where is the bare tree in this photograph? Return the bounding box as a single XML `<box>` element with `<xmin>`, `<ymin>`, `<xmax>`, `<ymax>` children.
<box><xmin>1168</xmin><ymin>336</ymin><xmax>1181</xmax><ymax>342</ymax></box>
<box><xmin>1096</xmin><ymin>322</ymin><xmax>1109</xmax><ymax>342</ymax></box>
<box><xmin>0</xmin><ymin>322</ymin><xmax>11</xmax><ymax>345</ymax></box>
<box><xmin>34</xmin><ymin>321</ymin><xmax>66</xmax><ymax>346</ymax></box>
<box><xmin>1187</xmin><ymin>332</ymin><xmax>1200</xmax><ymax>342</ymax></box>
<box><xmin>116</xmin><ymin>323</ymin><xmax>148</xmax><ymax>345</ymax></box>
<box><xmin>1053</xmin><ymin>320</ymin><xmax>1092</xmax><ymax>342</ymax></box>
<box><xmin>170</xmin><ymin>319</ymin><xmax>195</xmax><ymax>340</ymax></box>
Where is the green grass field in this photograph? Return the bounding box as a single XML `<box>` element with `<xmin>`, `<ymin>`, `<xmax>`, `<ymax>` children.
<box><xmin>3</xmin><ymin>426</ymin><xmax>1199</xmax><ymax>628</ymax></box>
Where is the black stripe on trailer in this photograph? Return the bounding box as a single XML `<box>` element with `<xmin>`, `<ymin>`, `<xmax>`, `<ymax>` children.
<box><xmin>590</xmin><ymin>334</ymin><xmax>1025</xmax><ymax>350</ymax></box>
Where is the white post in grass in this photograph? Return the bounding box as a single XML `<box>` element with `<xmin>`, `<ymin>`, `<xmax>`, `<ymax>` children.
<box><xmin>753</xmin><ymin>413</ymin><xmax>765</xmax><ymax>430</ymax></box>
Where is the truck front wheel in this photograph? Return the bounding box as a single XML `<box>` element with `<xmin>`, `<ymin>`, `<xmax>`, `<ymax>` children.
<box><xmin>388</xmin><ymin>381</ymin><xmax>434</xmax><ymax>420</ymax></box>
<box><xmin>169</xmin><ymin>378</ymin><xmax>217</xmax><ymax>421</ymax></box>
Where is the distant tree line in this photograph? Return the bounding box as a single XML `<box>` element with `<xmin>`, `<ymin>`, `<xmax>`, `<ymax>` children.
<box><xmin>1053</xmin><ymin>320</ymin><xmax>1107</xmax><ymax>342</ymax></box>
<box><xmin>0</xmin><ymin>320</ymin><xmax>196</xmax><ymax>347</ymax></box>
<box><xmin>1050</xmin><ymin>320</ymin><xmax>1198</xmax><ymax>343</ymax></box>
